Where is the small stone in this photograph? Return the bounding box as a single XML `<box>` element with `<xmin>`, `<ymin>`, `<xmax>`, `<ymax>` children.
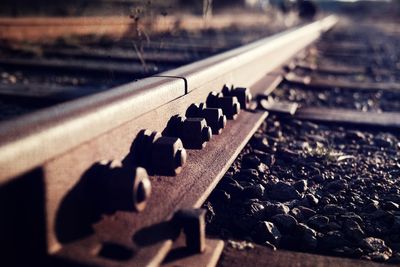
<box><xmin>244</xmin><ymin>201</ymin><xmax>265</xmax><ymax>219</ymax></box>
<box><xmin>323</xmin><ymin>204</ymin><xmax>346</xmax><ymax>215</ymax></box>
<box><xmin>343</xmin><ymin>219</ymin><xmax>365</xmax><ymax>241</ymax></box>
<box><xmin>227</xmin><ymin>240</ymin><xmax>254</xmax><ymax>250</ymax></box>
<box><xmin>374</xmin><ymin>134</ymin><xmax>393</xmax><ymax>147</ymax></box>
<box><xmin>307</xmin><ymin>215</ymin><xmax>329</xmax><ymax>230</ymax></box>
<box><xmin>271</xmin><ymin>214</ymin><xmax>298</xmax><ymax>233</ymax></box>
<box><xmin>297</xmin><ymin>206</ymin><xmax>317</xmax><ymax>219</ymax></box>
<box><xmin>253</xmin><ymin>150</ymin><xmax>276</xmax><ymax>166</ymax></box>
<box><xmin>290</xmin><ymin>207</ymin><xmax>303</xmax><ymax>222</ymax></box>
<box><xmin>311</xmin><ymin>174</ymin><xmax>325</xmax><ymax>183</ymax></box>
<box><xmin>297</xmin><ymin>223</ymin><xmax>318</xmax><ymax>250</ymax></box>
<box><xmin>346</xmin><ymin>130</ymin><xmax>366</xmax><ymax>141</ymax></box>
<box><xmin>222</xmin><ymin>180</ymin><xmax>244</xmax><ymax>197</ymax></box>
<box><xmin>361</xmin><ymin>237</ymin><xmax>392</xmax><ymax>261</ymax></box>
<box><xmin>263</xmin><ymin>241</ymin><xmax>277</xmax><ymax>250</ymax></box>
<box><xmin>257</xmin><ymin>163</ymin><xmax>269</xmax><ymax>173</ymax></box>
<box><xmin>264</xmin><ymin>203</ymin><xmax>290</xmax><ymax>217</ymax></box>
<box><xmin>293</xmin><ymin>180</ymin><xmax>308</xmax><ymax>193</ymax></box>
<box><xmin>320</xmin><ymin>231</ymin><xmax>350</xmax><ymax>249</ymax></box>
<box><xmin>305</xmin><ymin>194</ymin><xmax>319</xmax><ymax>206</ymax></box>
<box><xmin>242</xmin><ymin>184</ymin><xmax>265</xmax><ymax>199</ymax></box>
<box><xmin>364</xmin><ymin>202</ymin><xmax>380</xmax><ymax>213</ymax></box>
<box><xmin>340</xmin><ymin>212</ymin><xmax>363</xmax><ymax>224</ymax></box>
<box><xmin>327</xmin><ymin>222</ymin><xmax>342</xmax><ymax>231</ymax></box>
<box><xmin>251</xmin><ymin>135</ymin><xmax>270</xmax><ymax>152</ymax></box>
<box><xmin>210</xmin><ymin>189</ymin><xmax>231</xmax><ymax>203</ymax></box>
<box><xmin>242</xmin><ymin>154</ymin><xmax>261</xmax><ymax>169</ymax></box>
<box><xmin>325</xmin><ymin>180</ymin><xmax>348</xmax><ymax>192</ymax></box>
<box><xmin>252</xmin><ymin>221</ymin><xmax>282</xmax><ymax>245</ymax></box>
<box><xmin>237</xmin><ymin>169</ymin><xmax>259</xmax><ymax>180</ymax></box>
<box><xmin>268</xmin><ymin>182</ymin><xmax>302</xmax><ymax>201</ymax></box>
<box><xmin>383</xmin><ymin>201</ymin><xmax>399</xmax><ymax>211</ymax></box>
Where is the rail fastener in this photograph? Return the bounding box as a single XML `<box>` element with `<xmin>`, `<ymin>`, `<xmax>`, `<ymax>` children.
<box><xmin>166</xmin><ymin>115</ymin><xmax>212</xmax><ymax>149</ymax></box>
<box><xmin>186</xmin><ymin>103</ymin><xmax>227</xmax><ymax>135</ymax></box>
<box><xmin>206</xmin><ymin>92</ymin><xmax>241</xmax><ymax>120</ymax></box>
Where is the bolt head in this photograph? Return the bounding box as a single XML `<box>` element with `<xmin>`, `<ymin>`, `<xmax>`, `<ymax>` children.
<box><xmin>133</xmin><ymin>167</ymin><xmax>151</xmax><ymax>212</ymax></box>
<box><xmin>202</xmin><ymin>126</ymin><xmax>212</xmax><ymax>142</ymax></box>
<box><xmin>219</xmin><ymin>114</ymin><xmax>227</xmax><ymax>129</ymax></box>
<box><xmin>175</xmin><ymin>148</ymin><xmax>187</xmax><ymax>168</ymax></box>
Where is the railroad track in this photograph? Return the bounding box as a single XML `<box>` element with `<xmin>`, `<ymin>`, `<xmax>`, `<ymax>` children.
<box><xmin>0</xmin><ymin>15</ymin><xmax>337</xmax><ymax>267</ymax></box>
<box><xmin>0</xmin><ymin>19</ymin><xmax>284</xmax><ymax>121</ymax></box>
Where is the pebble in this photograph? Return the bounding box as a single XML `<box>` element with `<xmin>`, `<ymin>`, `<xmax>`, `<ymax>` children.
<box><xmin>342</xmin><ymin>219</ymin><xmax>365</xmax><ymax>241</ymax></box>
<box><xmin>320</xmin><ymin>231</ymin><xmax>350</xmax><ymax>249</ymax></box>
<box><xmin>361</xmin><ymin>237</ymin><xmax>392</xmax><ymax>261</ymax></box>
<box><xmin>252</xmin><ymin>221</ymin><xmax>282</xmax><ymax>245</ymax></box>
<box><xmin>325</xmin><ymin>180</ymin><xmax>348</xmax><ymax>192</ymax></box>
<box><xmin>297</xmin><ymin>223</ymin><xmax>318</xmax><ymax>250</ymax></box>
<box><xmin>383</xmin><ymin>201</ymin><xmax>399</xmax><ymax>210</ymax></box>
<box><xmin>323</xmin><ymin>204</ymin><xmax>346</xmax><ymax>215</ymax></box>
<box><xmin>227</xmin><ymin>240</ymin><xmax>254</xmax><ymax>250</ymax></box>
<box><xmin>307</xmin><ymin>215</ymin><xmax>329</xmax><ymax>230</ymax></box>
<box><xmin>206</xmin><ymin>115</ymin><xmax>400</xmax><ymax>263</ymax></box>
<box><xmin>264</xmin><ymin>203</ymin><xmax>290</xmax><ymax>217</ymax></box>
<box><xmin>268</xmin><ymin>182</ymin><xmax>302</xmax><ymax>201</ymax></box>
<box><xmin>242</xmin><ymin>154</ymin><xmax>261</xmax><ymax>169</ymax></box>
<box><xmin>242</xmin><ymin>184</ymin><xmax>265</xmax><ymax>199</ymax></box>
<box><xmin>271</xmin><ymin>214</ymin><xmax>298</xmax><ymax>233</ymax></box>
<box><xmin>297</xmin><ymin>206</ymin><xmax>317</xmax><ymax>219</ymax></box>
<box><xmin>293</xmin><ymin>179</ymin><xmax>308</xmax><ymax>193</ymax></box>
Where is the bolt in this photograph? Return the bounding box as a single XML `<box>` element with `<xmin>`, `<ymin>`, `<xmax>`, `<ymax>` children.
<box><xmin>186</xmin><ymin>103</ymin><xmax>226</xmax><ymax>134</ymax></box>
<box><xmin>206</xmin><ymin>91</ymin><xmax>241</xmax><ymax>120</ymax></box>
<box><xmin>175</xmin><ymin>148</ymin><xmax>187</xmax><ymax>168</ymax></box>
<box><xmin>132</xmin><ymin>167</ymin><xmax>151</xmax><ymax>212</ymax></box>
<box><xmin>95</xmin><ymin>160</ymin><xmax>151</xmax><ymax>212</ymax></box>
<box><xmin>167</xmin><ymin>115</ymin><xmax>212</xmax><ymax>149</ymax></box>
<box><xmin>134</xmin><ymin>130</ymin><xmax>187</xmax><ymax>176</ymax></box>
<box><xmin>201</xmin><ymin>126</ymin><xmax>212</xmax><ymax>142</ymax></box>
<box><xmin>222</xmin><ymin>84</ymin><xmax>252</xmax><ymax>110</ymax></box>
<box><xmin>151</xmin><ymin>136</ymin><xmax>187</xmax><ymax>176</ymax></box>
<box><xmin>174</xmin><ymin>209</ymin><xmax>206</xmax><ymax>253</ymax></box>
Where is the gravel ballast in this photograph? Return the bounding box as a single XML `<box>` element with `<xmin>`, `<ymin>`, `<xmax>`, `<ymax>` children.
<box><xmin>205</xmin><ymin>115</ymin><xmax>400</xmax><ymax>264</ymax></box>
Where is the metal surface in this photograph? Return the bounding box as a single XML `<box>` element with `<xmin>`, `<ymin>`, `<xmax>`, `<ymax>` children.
<box><xmin>219</xmin><ymin>243</ymin><xmax>385</xmax><ymax>267</ymax></box>
<box><xmin>294</xmin><ymin>107</ymin><xmax>400</xmax><ymax>128</ymax></box>
<box><xmin>0</xmin><ymin>16</ymin><xmax>337</xmax><ymax>267</ymax></box>
<box><xmin>0</xmin><ymin>15</ymin><xmax>336</xmax><ymax>184</ymax></box>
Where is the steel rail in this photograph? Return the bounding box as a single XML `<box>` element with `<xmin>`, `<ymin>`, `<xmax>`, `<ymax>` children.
<box><xmin>0</xmin><ymin>15</ymin><xmax>337</xmax><ymax>267</ymax></box>
<box><xmin>0</xmin><ymin>15</ymin><xmax>337</xmax><ymax>184</ymax></box>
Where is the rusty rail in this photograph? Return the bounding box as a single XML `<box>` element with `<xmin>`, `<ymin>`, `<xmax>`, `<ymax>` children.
<box><xmin>0</xmin><ymin>16</ymin><xmax>337</xmax><ymax>267</ymax></box>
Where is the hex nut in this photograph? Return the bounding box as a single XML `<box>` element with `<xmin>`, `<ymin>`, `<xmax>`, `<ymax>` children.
<box><xmin>186</xmin><ymin>103</ymin><xmax>226</xmax><ymax>135</ymax></box>
<box><xmin>206</xmin><ymin>91</ymin><xmax>241</xmax><ymax>120</ymax></box>
<box><xmin>151</xmin><ymin>136</ymin><xmax>187</xmax><ymax>176</ymax></box>
<box><xmin>169</xmin><ymin>115</ymin><xmax>212</xmax><ymax>149</ymax></box>
<box><xmin>222</xmin><ymin>84</ymin><xmax>252</xmax><ymax>110</ymax></box>
<box><xmin>96</xmin><ymin>160</ymin><xmax>151</xmax><ymax>212</ymax></box>
<box><xmin>174</xmin><ymin>209</ymin><xmax>206</xmax><ymax>253</ymax></box>
<box><xmin>134</xmin><ymin>130</ymin><xmax>187</xmax><ymax>176</ymax></box>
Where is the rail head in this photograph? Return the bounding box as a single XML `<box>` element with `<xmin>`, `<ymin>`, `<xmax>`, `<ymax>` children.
<box><xmin>0</xmin><ymin>15</ymin><xmax>337</xmax><ymax>185</ymax></box>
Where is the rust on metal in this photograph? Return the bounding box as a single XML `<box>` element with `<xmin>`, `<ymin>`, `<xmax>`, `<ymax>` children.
<box><xmin>222</xmin><ymin>85</ymin><xmax>253</xmax><ymax>110</ymax></box>
<box><xmin>174</xmin><ymin>209</ymin><xmax>207</xmax><ymax>253</ymax></box>
<box><xmin>284</xmin><ymin>72</ymin><xmax>400</xmax><ymax>91</ymax></box>
<box><xmin>206</xmin><ymin>92</ymin><xmax>241</xmax><ymax>120</ymax></box>
<box><xmin>294</xmin><ymin>107</ymin><xmax>400</xmax><ymax>128</ymax></box>
<box><xmin>186</xmin><ymin>103</ymin><xmax>227</xmax><ymax>135</ymax></box>
<box><xmin>166</xmin><ymin>115</ymin><xmax>212</xmax><ymax>149</ymax></box>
